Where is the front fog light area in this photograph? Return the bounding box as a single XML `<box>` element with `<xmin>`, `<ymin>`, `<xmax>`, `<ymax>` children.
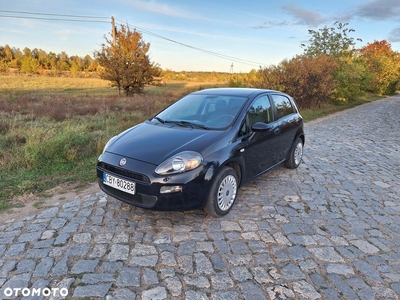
<box><xmin>160</xmin><ymin>185</ymin><xmax>182</xmax><ymax>194</ymax></box>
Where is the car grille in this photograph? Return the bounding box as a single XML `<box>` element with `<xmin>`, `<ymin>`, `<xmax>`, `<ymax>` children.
<box><xmin>99</xmin><ymin>181</ymin><xmax>158</xmax><ymax>208</ymax></box>
<box><xmin>98</xmin><ymin>162</ymin><xmax>150</xmax><ymax>183</ymax></box>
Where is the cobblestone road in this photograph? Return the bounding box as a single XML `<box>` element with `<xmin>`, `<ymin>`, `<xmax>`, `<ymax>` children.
<box><xmin>1</xmin><ymin>96</ymin><xmax>400</xmax><ymax>299</ymax></box>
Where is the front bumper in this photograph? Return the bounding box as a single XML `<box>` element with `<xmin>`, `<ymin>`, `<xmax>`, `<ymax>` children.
<box><xmin>97</xmin><ymin>152</ymin><xmax>211</xmax><ymax>211</ymax></box>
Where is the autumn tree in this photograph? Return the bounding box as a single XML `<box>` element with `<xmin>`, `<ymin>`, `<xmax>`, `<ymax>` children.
<box><xmin>0</xmin><ymin>45</ymin><xmax>14</xmax><ymax>71</ymax></box>
<box><xmin>20</xmin><ymin>47</ymin><xmax>40</xmax><ymax>74</ymax></box>
<box><xmin>94</xmin><ymin>24</ymin><xmax>161</xmax><ymax>96</ymax></box>
<box><xmin>359</xmin><ymin>40</ymin><xmax>400</xmax><ymax>95</ymax></box>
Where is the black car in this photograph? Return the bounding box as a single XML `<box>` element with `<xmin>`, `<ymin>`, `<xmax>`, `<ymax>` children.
<box><xmin>97</xmin><ymin>88</ymin><xmax>304</xmax><ymax>217</ymax></box>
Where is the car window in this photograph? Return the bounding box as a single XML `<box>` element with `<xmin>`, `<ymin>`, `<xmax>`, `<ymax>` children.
<box><xmin>248</xmin><ymin>95</ymin><xmax>273</xmax><ymax>127</ymax></box>
<box><xmin>156</xmin><ymin>94</ymin><xmax>247</xmax><ymax>129</ymax></box>
<box><xmin>206</xmin><ymin>99</ymin><xmax>227</xmax><ymax>115</ymax></box>
<box><xmin>237</xmin><ymin>120</ymin><xmax>247</xmax><ymax>137</ymax></box>
<box><xmin>271</xmin><ymin>94</ymin><xmax>293</xmax><ymax>119</ymax></box>
<box><xmin>159</xmin><ymin>95</ymin><xmax>204</xmax><ymax>120</ymax></box>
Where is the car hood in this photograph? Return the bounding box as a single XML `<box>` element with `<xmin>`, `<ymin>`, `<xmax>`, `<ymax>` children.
<box><xmin>106</xmin><ymin>121</ymin><xmax>224</xmax><ymax>165</ymax></box>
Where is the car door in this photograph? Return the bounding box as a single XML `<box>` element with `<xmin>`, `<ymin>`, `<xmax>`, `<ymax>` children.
<box><xmin>242</xmin><ymin>94</ymin><xmax>281</xmax><ymax>180</ymax></box>
<box><xmin>270</xmin><ymin>94</ymin><xmax>300</xmax><ymax>160</ymax></box>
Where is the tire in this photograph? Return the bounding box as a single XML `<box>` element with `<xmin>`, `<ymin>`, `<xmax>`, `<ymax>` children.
<box><xmin>285</xmin><ymin>137</ymin><xmax>304</xmax><ymax>169</ymax></box>
<box><xmin>204</xmin><ymin>166</ymin><xmax>238</xmax><ymax>217</ymax></box>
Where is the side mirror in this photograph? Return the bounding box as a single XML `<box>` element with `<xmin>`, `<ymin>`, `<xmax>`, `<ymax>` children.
<box><xmin>251</xmin><ymin>122</ymin><xmax>272</xmax><ymax>132</ymax></box>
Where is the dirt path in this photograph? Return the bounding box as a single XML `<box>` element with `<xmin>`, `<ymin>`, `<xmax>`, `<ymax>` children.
<box><xmin>2</xmin><ymin>182</ymin><xmax>99</xmax><ymax>223</ymax></box>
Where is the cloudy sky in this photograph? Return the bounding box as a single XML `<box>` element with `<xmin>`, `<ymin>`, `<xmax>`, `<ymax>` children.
<box><xmin>1</xmin><ymin>0</ymin><xmax>399</xmax><ymax>72</ymax></box>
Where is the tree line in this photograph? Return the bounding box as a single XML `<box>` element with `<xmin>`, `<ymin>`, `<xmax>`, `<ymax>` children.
<box><xmin>0</xmin><ymin>45</ymin><xmax>99</xmax><ymax>76</ymax></box>
<box><xmin>0</xmin><ymin>43</ymin><xmax>231</xmax><ymax>82</ymax></box>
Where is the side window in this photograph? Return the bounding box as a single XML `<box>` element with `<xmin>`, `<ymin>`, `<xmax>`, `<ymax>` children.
<box><xmin>248</xmin><ymin>96</ymin><xmax>273</xmax><ymax>127</ymax></box>
<box><xmin>271</xmin><ymin>94</ymin><xmax>293</xmax><ymax>119</ymax></box>
<box><xmin>238</xmin><ymin>120</ymin><xmax>247</xmax><ymax>137</ymax></box>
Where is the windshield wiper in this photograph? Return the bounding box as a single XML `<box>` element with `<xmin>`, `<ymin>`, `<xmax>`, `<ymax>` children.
<box><xmin>181</xmin><ymin>121</ymin><xmax>210</xmax><ymax>130</ymax></box>
<box><xmin>153</xmin><ymin>117</ymin><xmax>165</xmax><ymax>124</ymax></box>
<box><xmin>166</xmin><ymin>120</ymin><xmax>210</xmax><ymax>130</ymax></box>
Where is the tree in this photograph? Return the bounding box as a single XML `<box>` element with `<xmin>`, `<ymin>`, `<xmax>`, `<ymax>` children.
<box><xmin>0</xmin><ymin>46</ymin><xmax>8</xmax><ymax>72</ymax></box>
<box><xmin>57</xmin><ymin>51</ymin><xmax>70</xmax><ymax>71</ymax></box>
<box><xmin>301</xmin><ymin>22</ymin><xmax>369</xmax><ymax>102</ymax></box>
<box><xmin>1</xmin><ymin>45</ymin><xmax>13</xmax><ymax>63</ymax></box>
<box><xmin>94</xmin><ymin>24</ymin><xmax>161</xmax><ymax>96</ymax></box>
<box><xmin>20</xmin><ymin>47</ymin><xmax>40</xmax><ymax>74</ymax></box>
<box><xmin>301</xmin><ymin>22</ymin><xmax>362</xmax><ymax>58</ymax></box>
<box><xmin>359</xmin><ymin>40</ymin><xmax>400</xmax><ymax>95</ymax></box>
<box><xmin>8</xmin><ymin>48</ymin><xmax>22</xmax><ymax>69</ymax></box>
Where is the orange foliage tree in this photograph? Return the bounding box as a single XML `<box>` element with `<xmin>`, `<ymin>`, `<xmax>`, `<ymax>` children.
<box><xmin>359</xmin><ymin>40</ymin><xmax>400</xmax><ymax>95</ymax></box>
<box><xmin>94</xmin><ymin>25</ymin><xmax>161</xmax><ymax>96</ymax></box>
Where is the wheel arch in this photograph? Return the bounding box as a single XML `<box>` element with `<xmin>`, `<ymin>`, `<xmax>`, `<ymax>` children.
<box><xmin>295</xmin><ymin>128</ymin><xmax>305</xmax><ymax>145</ymax></box>
<box><xmin>224</xmin><ymin>160</ymin><xmax>242</xmax><ymax>187</ymax></box>
<box><xmin>289</xmin><ymin>129</ymin><xmax>305</xmax><ymax>154</ymax></box>
<box><xmin>204</xmin><ymin>157</ymin><xmax>244</xmax><ymax>189</ymax></box>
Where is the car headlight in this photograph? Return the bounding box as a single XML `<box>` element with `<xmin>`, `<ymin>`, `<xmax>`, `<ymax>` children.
<box><xmin>155</xmin><ymin>151</ymin><xmax>203</xmax><ymax>175</ymax></box>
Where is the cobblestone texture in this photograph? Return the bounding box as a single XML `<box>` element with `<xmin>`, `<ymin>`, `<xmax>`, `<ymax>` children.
<box><xmin>0</xmin><ymin>96</ymin><xmax>399</xmax><ymax>299</ymax></box>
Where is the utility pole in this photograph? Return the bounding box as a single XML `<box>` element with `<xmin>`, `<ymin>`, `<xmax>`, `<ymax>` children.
<box><xmin>230</xmin><ymin>63</ymin><xmax>234</xmax><ymax>74</ymax></box>
<box><xmin>111</xmin><ymin>16</ymin><xmax>116</xmax><ymax>46</ymax></box>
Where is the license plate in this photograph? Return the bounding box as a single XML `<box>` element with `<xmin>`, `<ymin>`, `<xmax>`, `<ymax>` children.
<box><xmin>103</xmin><ymin>173</ymin><xmax>136</xmax><ymax>195</ymax></box>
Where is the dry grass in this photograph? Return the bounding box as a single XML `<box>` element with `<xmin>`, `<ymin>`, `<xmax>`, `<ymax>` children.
<box><xmin>0</xmin><ymin>74</ymin><xmax>115</xmax><ymax>96</ymax></box>
<box><xmin>0</xmin><ymin>94</ymin><xmax>174</xmax><ymax>121</ymax></box>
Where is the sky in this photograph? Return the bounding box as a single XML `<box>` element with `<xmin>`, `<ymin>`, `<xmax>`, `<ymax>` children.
<box><xmin>1</xmin><ymin>0</ymin><xmax>400</xmax><ymax>73</ymax></box>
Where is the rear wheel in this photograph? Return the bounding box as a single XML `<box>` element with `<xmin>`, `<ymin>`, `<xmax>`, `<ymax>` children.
<box><xmin>204</xmin><ymin>166</ymin><xmax>238</xmax><ymax>217</ymax></box>
<box><xmin>285</xmin><ymin>137</ymin><xmax>303</xmax><ymax>169</ymax></box>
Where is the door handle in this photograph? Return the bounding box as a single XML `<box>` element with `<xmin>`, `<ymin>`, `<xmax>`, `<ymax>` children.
<box><xmin>273</xmin><ymin>128</ymin><xmax>280</xmax><ymax>135</ymax></box>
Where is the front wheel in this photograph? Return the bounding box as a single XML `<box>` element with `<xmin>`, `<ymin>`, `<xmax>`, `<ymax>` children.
<box><xmin>204</xmin><ymin>166</ymin><xmax>238</xmax><ymax>217</ymax></box>
<box><xmin>285</xmin><ymin>137</ymin><xmax>304</xmax><ymax>169</ymax></box>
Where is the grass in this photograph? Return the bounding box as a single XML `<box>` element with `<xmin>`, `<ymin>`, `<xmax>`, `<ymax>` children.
<box><xmin>0</xmin><ymin>74</ymin><xmax>392</xmax><ymax>211</ymax></box>
<box><xmin>301</xmin><ymin>94</ymin><xmax>384</xmax><ymax>122</ymax></box>
<box><xmin>0</xmin><ymin>74</ymin><xmax>116</xmax><ymax>97</ymax></box>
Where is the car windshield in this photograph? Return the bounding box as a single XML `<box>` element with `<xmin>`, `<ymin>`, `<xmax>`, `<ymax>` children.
<box><xmin>155</xmin><ymin>94</ymin><xmax>247</xmax><ymax>129</ymax></box>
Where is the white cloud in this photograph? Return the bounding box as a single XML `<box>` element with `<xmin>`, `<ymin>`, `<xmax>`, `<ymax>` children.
<box><xmin>281</xmin><ymin>3</ymin><xmax>327</xmax><ymax>27</ymax></box>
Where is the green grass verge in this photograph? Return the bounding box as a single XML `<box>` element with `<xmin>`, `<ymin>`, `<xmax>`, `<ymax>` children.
<box><xmin>301</xmin><ymin>94</ymin><xmax>385</xmax><ymax>122</ymax></box>
<box><xmin>0</xmin><ymin>158</ymin><xmax>97</xmax><ymax>210</ymax></box>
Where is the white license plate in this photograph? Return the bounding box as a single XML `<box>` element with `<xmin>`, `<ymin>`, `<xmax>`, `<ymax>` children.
<box><xmin>103</xmin><ymin>173</ymin><xmax>136</xmax><ymax>195</ymax></box>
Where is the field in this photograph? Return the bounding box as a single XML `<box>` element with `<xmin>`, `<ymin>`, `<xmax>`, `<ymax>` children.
<box><xmin>0</xmin><ymin>75</ymin><xmax>384</xmax><ymax>211</ymax></box>
<box><xmin>0</xmin><ymin>75</ymin><xmax>226</xmax><ymax>210</ymax></box>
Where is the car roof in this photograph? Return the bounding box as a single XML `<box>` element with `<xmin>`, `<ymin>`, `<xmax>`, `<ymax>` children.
<box><xmin>191</xmin><ymin>88</ymin><xmax>284</xmax><ymax>98</ymax></box>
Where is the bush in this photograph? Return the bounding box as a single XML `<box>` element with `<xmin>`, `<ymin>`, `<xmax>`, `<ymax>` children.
<box><xmin>250</xmin><ymin>55</ymin><xmax>338</xmax><ymax>109</ymax></box>
<box><xmin>332</xmin><ymin>58</ymin><xmax>371</xmax><ymax>102</ymax></box>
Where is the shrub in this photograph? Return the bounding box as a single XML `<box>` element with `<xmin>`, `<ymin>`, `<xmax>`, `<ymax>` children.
<box><xmin>250</xmin><ymin>55</ymin><xmax>338</xmax><ymax>109</ymax></box>
<box><xmin>332</xmin><ymin>57</ymin><xmax>371</xmax><ymax>102</ymax></box>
